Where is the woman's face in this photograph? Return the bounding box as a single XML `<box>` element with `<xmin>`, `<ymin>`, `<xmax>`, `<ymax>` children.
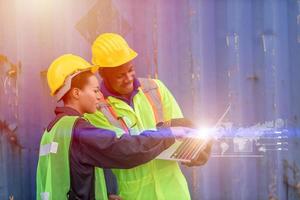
<box><xmin>78</xmin><ymin>75</ymin><xmax>103</xmax><ymax>114</ymax></box>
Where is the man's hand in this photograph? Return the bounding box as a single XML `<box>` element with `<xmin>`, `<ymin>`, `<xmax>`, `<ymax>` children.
<box><xmin>108</xmin><ymin>194</ymin><xmax>122</xmax><ymax>200</ymax></box>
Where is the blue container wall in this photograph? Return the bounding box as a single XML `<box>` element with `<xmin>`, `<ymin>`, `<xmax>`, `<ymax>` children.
<box><xmin>0</xmin><ymin>0</ymin><xmax>299</xmax><ymax>199</ymax></box>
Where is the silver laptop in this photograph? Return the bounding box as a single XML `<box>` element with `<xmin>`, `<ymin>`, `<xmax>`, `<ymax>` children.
<box><xmin>156</xmin><ymin>104</ymin><xmax>231</xmax><ymax>162</ymax></box>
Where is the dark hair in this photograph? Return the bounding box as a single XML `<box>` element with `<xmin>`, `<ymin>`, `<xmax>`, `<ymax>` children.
<box><xmin>62</xmin><ymin>71</ymin><xmax>94</xmax><ymax>102</ymax></box>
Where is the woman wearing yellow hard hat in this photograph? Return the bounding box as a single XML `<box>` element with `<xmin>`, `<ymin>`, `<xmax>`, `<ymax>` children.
<box><xmin>36</xmin><ymin>54</ymin><xmax>193</xmax><ymax>200</ymax></box>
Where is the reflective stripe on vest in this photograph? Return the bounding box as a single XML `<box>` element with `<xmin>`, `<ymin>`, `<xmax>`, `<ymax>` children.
<box><xmin>139</xmin><ymin>78</ymin><xmax>164</xmax><ymax>124</ymax></box>
<box><xmin>40</xmin><ymin>192</ymin><xmax>49</xmax><ymax>200</ymax></box>
<box><xmin>39</xmin><ymin>142</ymin><xmax>59</xmax><ymax>156</ymax></box>
<box><xmin>98</xmin><ymin>101</ymin><xmax>130</xmax><ymax>134</ymax></box>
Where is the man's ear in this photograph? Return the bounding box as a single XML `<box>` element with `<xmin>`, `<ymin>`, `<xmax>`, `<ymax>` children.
<box><xmin>71</xmin><ymin>88</ymin><xmax>81</xmax><ymax>100</ymax></box>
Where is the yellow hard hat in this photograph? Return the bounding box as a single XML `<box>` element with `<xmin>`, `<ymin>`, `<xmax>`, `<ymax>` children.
<box><xmin>47</xmin><ymin>54</ymin><xmax>98</xmax><ymax>100</ymax></box>
<box><xmin>91</xmin><ymin>33</ymin><xmax>138</xmax><ymax>67</ymax></box>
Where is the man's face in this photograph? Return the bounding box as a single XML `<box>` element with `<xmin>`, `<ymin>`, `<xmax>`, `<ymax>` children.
<box><xmin>78</xmin><ymin>75</ymin><xmax>103</xmax><ymax>113</ymax></box>
<box><xmin>100</xmin><ymin>61</ymin><xmax>136</xmax><ymax>95</ymax></box>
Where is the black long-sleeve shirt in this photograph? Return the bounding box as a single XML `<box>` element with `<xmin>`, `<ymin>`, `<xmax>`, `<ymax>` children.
<box><xmin>46</xmin><ymin>107</ymin><xmax>175</xmax><ymax>200</ymax></box>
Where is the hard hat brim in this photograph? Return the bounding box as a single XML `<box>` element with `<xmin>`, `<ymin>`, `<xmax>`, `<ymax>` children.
<box><xmin>53</xmin><ymin>66</ymin><xmax>99</xmax><ymax>101</ymax></box>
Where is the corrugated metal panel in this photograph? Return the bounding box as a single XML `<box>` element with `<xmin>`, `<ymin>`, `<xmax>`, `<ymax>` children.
<box><xmin>0</xmin><ymin>0</ymin><xmax>299</xmax><ymax>199</ymax></box>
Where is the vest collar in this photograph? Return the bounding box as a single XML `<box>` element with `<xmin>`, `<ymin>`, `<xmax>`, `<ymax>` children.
<box><xmin>55</xmin><ymin>106</ymin><xmax>82</xmax><ymax>117</ymax></box>
<box><xmin>47</xmin><ymin>107</ymin><xmax>81</xmax><ymax>132</ymax></box>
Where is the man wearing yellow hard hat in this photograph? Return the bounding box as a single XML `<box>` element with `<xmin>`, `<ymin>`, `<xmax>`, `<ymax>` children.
<box><xmin>36</xmin><ymin>54</ymin><xmax>195</xmax><ymax>200</ymax></box>
<box><xmin>85</xmin><ymin>33</ymin><xmax>211</xmax><ymax>200</ymax></box>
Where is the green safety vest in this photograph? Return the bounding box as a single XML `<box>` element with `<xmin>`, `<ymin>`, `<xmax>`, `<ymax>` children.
<box><xmin>36</xmin><ymin>116</ymin><xmax>108</xmax><ymax>200</ymax></box>
<box><xmin>85</xmin><ymin>78</ymin><xmax>191</xmax><ymax>200</ymax></box>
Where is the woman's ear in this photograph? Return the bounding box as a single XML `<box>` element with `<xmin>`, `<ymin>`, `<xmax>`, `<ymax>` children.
<box><xmin>71</xmin><ymin>88</ymin><xmax>81</xmax><ymax>100</ymax></box>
